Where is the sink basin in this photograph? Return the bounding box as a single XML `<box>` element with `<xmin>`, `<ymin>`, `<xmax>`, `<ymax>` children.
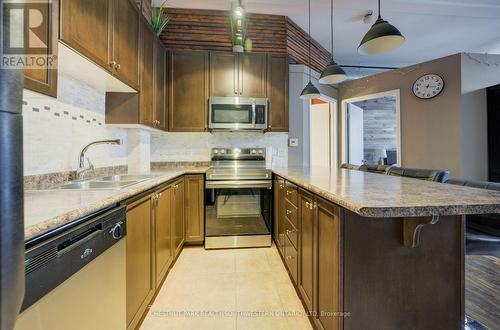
<box><xmin>55</xmin><ymin>180</ymin><xmax>139</xmax><ymax>190</ymax></box>
<box><xmin>100</xmin><ymin>174</ymin><xmax>159</xmax><ymax>182</ymax></box>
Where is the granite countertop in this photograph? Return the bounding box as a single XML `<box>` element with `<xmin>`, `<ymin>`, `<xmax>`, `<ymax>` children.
<box><xmin>272</xmin><ymin>166</ymin><xmax>500</xmax><ymax>218</ymax></box>
<box><xmin>24</xmin><ymin>167</ymin><xmax>208</xmax><ymax>241</ymax></box>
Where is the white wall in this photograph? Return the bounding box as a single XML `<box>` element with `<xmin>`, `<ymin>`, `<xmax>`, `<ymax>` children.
<box><xmin>347</xmin><ymin>104</ymin><xmax>364</xmax><ymax>165</ymax></box>
<box><xmin>150</xmin><ymin>132</ymin><xmax>288</xmax><ymax>167</ymax></box>
<box><xmin>22</xmin><ymin>74</ymin><xmax>128</xmax><ymax>176</ymax></box>
<box><xmin>460</xmin><ymin>53</ymin><xmax>500</xmax><ymax>180</ymax></box>
<box><xmin>310</xmin><ymin>102</ymin><xmax>331</xmax><ymax>167</ymax></box>
<box><xmin>288</xmin><ymin>64</ymin><xmax>338</xmax><ymax>168</ymax></box>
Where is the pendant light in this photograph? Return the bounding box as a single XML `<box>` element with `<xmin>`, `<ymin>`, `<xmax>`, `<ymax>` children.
<box><xmin>358</xmin><ymin>0</ymin><xmax>405</xmax><ymax>55</ymax></box>
<box><xmin>319</xmin><ymin>0</ymin><xmax>346</xmax><ymax>84</ymax></box>
<box><xmin>300</xmin><ymin>0</ymin><xmax>321</xmax><ymax>100</ymax></box>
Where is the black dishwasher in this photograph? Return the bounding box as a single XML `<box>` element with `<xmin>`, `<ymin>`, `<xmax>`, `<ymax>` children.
<box><xmin>22</xmin><ymin>205</ymin><xmax>126</xmax><ymax>311</ymax></box>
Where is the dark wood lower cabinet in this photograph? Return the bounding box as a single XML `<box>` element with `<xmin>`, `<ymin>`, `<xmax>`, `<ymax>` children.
<box><xmin>274</xmin><ymin>176</ymin><xmax>464</xmax><ymax>330</ymax></box>
<box><xmin>172</xmin><ymin>178</ymin><xmax>185</xmax><ymax>257</ymax></box>
<box><xmin>126</xmin><ymin>195</ymin><xmax>154</xmax><ymax>330</ymax></box>
<box><xmin>273</xmin><ymin>177</ymin><xmax>285</xmax><ymax>255</ymax></box>
<box><xmin>184</xmin><ymin>175</ymin><xmax>204</xmax><ymax>243</ymax></box>
<box><xmin>154</xmin><ymin>185</ymin><xmax>173</xmax><ymax>288</ymax></box>
<box><xmin>315</xmin><ymin>199</ymin><xmax>341</xmax><ymax>330</ymax></box>
<box><xmin>298</xmin><ymin>189</ymin><xmax>315</xmax><ymax>313</ymax></box>
<box><xmin>126</xmin><ymin>174</ymin><xmax>204</xmax><ymax>329</ymax></box>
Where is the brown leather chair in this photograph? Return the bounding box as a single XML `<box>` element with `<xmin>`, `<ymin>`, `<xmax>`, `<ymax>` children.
<box><xmin>358</xmin><ymin>164</ymin><xmax>393</xmax><ymax>174</ymax></box>
<box><xmin>387</xmin><ymin>166</ymin><xmax>450</xmax><ymax>183</ymax></box>
<box><xmin>340</xmin><ymin>163</ymin><xmax>360</xmax><ymax>170</ymax></box>
<box><xmin>446</xmin><ymin>179</ymin><xmax>500</xmax><ymax>256</ymax></box>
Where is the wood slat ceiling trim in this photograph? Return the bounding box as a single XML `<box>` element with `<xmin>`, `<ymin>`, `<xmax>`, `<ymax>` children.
<box><xmin>159</xmin><ymin>8</ymin><xmax>331</xmax><ymax>72</ymax></box>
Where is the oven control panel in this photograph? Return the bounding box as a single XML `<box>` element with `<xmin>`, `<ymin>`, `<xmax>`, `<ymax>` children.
<box><xmin>210</xmin><ymin>148</ymin><xmax>266</xmax><ymax>160</ymax></box>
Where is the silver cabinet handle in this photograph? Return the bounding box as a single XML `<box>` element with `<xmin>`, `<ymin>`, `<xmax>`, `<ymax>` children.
<box><xmin>286</xmin><ymin>210</ymin><xmax>292</xmax><ymax>215</ymax></box>
<box><xmin>286</xmin><ymin>255</ymin><xmax>295</xmax><ymax>260</ymax></box>
<box><xmin>115</xmin><ymin>63</ymin><xmax>121</xmax><ymax>70</ymax></box>
<box><xmin>305</xmin><ymin>202</ymin><xmax>309</xmax><ymax>208</ymax></box>
<box><xmin>313</xmin><ymin>202</ymin><xmax>317</xmax><ymax>209</ymax></box>
<box><xmin>109</xmin><ymin>60</ymin><xmax>117</xmax><ymax>67</ymax></box>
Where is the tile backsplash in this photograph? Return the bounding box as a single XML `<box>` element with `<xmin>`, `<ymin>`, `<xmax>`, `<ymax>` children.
<box><xmin>23</xmin><ymin>74</ymin><xmax>128</xmax><ymax>176</ymax></box>
<box><xmin>150</xmin><ymin>132</ymin><xmax>288</xmax><ymax>167</ymax></box>
<box><xmin>23</xmin><ymin>74</ymin><xmax>288</xmax><ymax>177</ymax></box>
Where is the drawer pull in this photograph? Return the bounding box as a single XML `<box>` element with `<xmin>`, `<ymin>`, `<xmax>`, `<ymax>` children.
<box><xmin>286</xmin><ymin>190</ymin><xmax>293</xmax><ymax>195</ymax></box>
<box><xmin>286</xmin><ymin>210</ymin><xmax>292</xmax><ymax>215</ymax></box>
<box><xmin>286</xmin><ymin>229</ymin><xmax>296</xmax><ymax>235</ymax></box>
<box><xmin>286</xmin><ymin>255</ymin><xmax>295</xmax><ymax>260</ymax></box>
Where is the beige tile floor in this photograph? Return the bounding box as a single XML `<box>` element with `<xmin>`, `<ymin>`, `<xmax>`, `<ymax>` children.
<box><xmin>140</xmin><ymin>244</ymin><xmax>313</xmax><ymax>330</ymax></box>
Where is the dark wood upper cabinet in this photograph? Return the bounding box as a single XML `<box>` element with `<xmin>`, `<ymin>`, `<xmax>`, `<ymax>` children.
<box><xmin>298</xmin><ymin>189</ymin><xmax>315</xmax><ymax>313</ymax></box>
<box><xmin>139</xmin><ymin>21</ymin><xmax>155</xmax><ymax>127</ymax></box>
<box><xmin>154</xmin><ymin>39</ymin><xmax>167</xmax><ymax>131</ymax></box>
<box><xmin>60</xmin><ymin>0</ymin><xmax>112</xmax><ymax>70</ymax></box>
<box><xmin>209</xmin><ymin>52</ymin><xmax>266</xmax><ymax>97</ymax></box>
<box><xmin>239</xmin><ymin>53</ymin><xmax>267</xmax><ymax>97</ymax></box>
<box><xmin>169</xmin><ymin>50</ymin><xmax>209</xmax><ymax>132</ymax></box>
<box><xmin>209</xmin><ymin>52</ymin><xmax>238</xmax><ymax>96</ymax></box>
<box><xmin>24</xmin><ymin>0</ymin><xmax>58</xmax><ymax>97</ymax></box>
<box><xmin>112</xmin><ymin>0</ymin><xmax>140</xmax><ymax>89</ymax></box>
<box><xmin>267</xmin><ymin>54</ymin><xmax>289</xmax><ymax>131</ymax></box>
<box><xmin>61</xmin><ymin>0</ymin><xmax>140</xmax><ymax>90</ymax></box>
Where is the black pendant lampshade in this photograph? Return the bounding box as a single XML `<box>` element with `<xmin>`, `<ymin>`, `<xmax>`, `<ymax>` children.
<box><xmin>319</xmin><ymin>59</ymin><xmax>347</xmax><ymax>84</ymax></box>
<box><xmin>319</xmin><ymin>0</ymin><xmax>347</xmax><ymax>84</ymax></box>
<box><xmin>358</xmin><ymin>0</ymin><xmax>404</xmax><ymax>55</ymax></box>
<box><xmin>300</xmin><ymin>0</ymin><xmax>321</xmax><ymax>99</ymax></box>
<box><xmin>300</xmin><ymin>81</ymin><xmax>321</xmax><ymax>100</ymax></box>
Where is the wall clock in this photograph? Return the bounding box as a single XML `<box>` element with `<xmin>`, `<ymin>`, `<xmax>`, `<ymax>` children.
<box><xmin>412</xmin><ymin>74</ymin><xmax>444</xmax><ymax>99</ymax></box>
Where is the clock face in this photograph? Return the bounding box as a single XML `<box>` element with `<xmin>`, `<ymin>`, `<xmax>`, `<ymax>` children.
<box><xmin>413</xmin><ymin>74</ymin><xmax>444</xmax><ymax>99</ymax></box>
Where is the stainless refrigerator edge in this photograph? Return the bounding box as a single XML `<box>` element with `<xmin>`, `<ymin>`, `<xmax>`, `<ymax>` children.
<box><xmin>0</xmin><ymin>7</ymin><xmax>25</xmax><ymax>330</ymax></box>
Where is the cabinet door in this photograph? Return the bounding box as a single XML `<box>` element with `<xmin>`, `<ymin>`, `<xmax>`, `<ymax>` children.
<box><xmin>267</xmin><ymin>54</ymin><xmax>289</xmax><ymax>131</ymax></box>
<box><xmin>273</xmin><ymin>178</ymin><xmax>282</xmax><ymax>251</ymax></box>
<box><xmin>24</xmin><ymin>0</ymin><xmax>58</xmax><ymax>97</ymax></box>
<box><xmin>184</xmin><ymin>175</ymin><xmax>204</xmax><ymax>243</ymax></box>
<box><xmin>126</xmin><ymin>195</ymin><xmax>154</xmax><ymax>329</ymax></box>
<box><xmin>154</xmin><ymin>40</ymin><xmax>167</xmax><ymax>131</ymax></box>
<box><xmin>314</xmin><ymin>198</ymin><xmax>341</xmax><ymax>330</ymax></box>
<box><xmin>239</xmin><ymin>53</ymin><xmax>267</xmax><ymax>97</ymax></box>
<box><xmin>284</xmin><ymin>235</ymin><xmax>298</xmax><ymax>285</ymax></box>
<box><xmin>169</xmin><ymin>50</ymin><xmax>209</xmax><ymax>132</ymax></box>
<box><xmin>155</xmin><ymin>186</ymin><xmax>173</xmax><ymax>287</ymax></box>
<box><xmin>139</xmin><ymin>22</ymin><xmax>155</xmax><ymax>127</ymax></box>
<box><xmin>209</xmin><ymin>52</ymin><xmax>238</xmax><ymax>96</ymax></box>
<box><xmin>112</xmin><ymin>0</ymin><xmax>140</xmax><ymax>90</ymax></box>
<box><xmin>171</xmin><ymin>178</ymin><xmax>185</xmax><ymax>257</ymax></box>
<box><xmin>60</xmin><ymin>0</ymin><xmax>111</xmax><ymax>70</ymax></box>
<box><xmin>298</xmin><ymin>190</ymin><xmax>315</xmax><ymax>313</ymax></box>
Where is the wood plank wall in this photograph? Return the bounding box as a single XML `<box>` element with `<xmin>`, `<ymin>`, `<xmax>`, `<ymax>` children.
<box><xmin>285</xmin><ymin>17</ymin><xmax>331</xmax><ymax>73</ymax></box>
<box><xmin>159</xmin><ymin>8</ymin><xmax>331</xmax><ymax>73</ymax></box>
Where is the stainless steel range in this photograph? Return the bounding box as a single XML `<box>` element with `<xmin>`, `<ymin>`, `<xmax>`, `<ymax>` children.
<box><xmin>205</xmin><ymin>148</ymin><xmax>272</xmax><ymax>249</ymax></box>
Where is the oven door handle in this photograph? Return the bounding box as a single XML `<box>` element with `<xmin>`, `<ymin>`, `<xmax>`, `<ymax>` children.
<box><xmin>252</xmin><ymin>101</ymin><xmax>256</xmax><ymax>128</ymax></box>
<box><xmin>205</xmin><ymin>180</ymin><xmax>272</xmax><ymax>189</ymax></box>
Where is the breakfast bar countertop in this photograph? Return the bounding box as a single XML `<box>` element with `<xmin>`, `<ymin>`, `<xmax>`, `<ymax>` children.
<box><xmin>272</xmin><ymin>166</ymin><xmax>500</xmax><ymax>218</ymax></box>
<box><xmin>24</xmin><ymin>167</ymin><xmax>209</xmax><ymax>241</ymax></box>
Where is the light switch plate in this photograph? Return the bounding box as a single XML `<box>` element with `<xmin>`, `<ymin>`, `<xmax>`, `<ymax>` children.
<box><xmin>289</xmin><ymin>138</ymin><xmax>299</xmax><ymax>147</ymax></box>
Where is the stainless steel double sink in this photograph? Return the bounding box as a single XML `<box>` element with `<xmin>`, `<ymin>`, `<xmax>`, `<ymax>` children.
<box><xmin>52</xmin><ymin>174</ymin><xmax>160</xmax><ymax>190</ymax></box>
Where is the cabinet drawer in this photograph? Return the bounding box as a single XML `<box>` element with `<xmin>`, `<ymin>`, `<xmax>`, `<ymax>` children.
<box><xmin>284</xmin><ymin>235</ymin><xmax>298</xmax><ymax>284</ymax></box>
<box><xmin>285</xmin><ymin>199</ymin><xmax>298</xmax><ymax>228</ymax></box>
<box><xmin>285</xmin><ymin>217</ymin><xmax>298</xmax><ymax>250</ymax></box>
<box><xmin>285</xmin><ymin>181</ymin><xmax>298</xmax><ymax>206</ymax></box>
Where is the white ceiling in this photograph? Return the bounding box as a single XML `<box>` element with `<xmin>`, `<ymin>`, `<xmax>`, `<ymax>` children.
<box><xmin>154</xmin><ymin>0</ymin><xmax>500</xmax><ymax>68</ymax></box>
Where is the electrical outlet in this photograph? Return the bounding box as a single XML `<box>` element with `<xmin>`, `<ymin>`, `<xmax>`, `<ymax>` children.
<box><xmin>289</xmin><ymin>138</ymin><xmax>299</xmax><ymax>147</ymax></box>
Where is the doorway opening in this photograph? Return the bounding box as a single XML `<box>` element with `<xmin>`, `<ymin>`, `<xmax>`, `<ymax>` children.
<box><xmin>341</xmin><ymin>90</ymin><xmax>401</xmax><ymax>166</ymax></box>
<box><xmin>309</xmin><ymin>97</ymin><xmax>337</xmax><ymax>168</ymax></box>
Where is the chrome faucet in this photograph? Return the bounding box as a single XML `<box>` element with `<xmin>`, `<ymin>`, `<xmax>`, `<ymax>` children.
<box><xmin>76</xmin><ymin>139</ymin><xmax>122</xmax><ymax>180</ymax></box>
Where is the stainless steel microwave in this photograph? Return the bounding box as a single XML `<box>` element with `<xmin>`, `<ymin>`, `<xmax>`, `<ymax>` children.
<box><xmin>209</xmin><ymin>97</ymin><xmax>268</xmax><ymax>131</ymax></box>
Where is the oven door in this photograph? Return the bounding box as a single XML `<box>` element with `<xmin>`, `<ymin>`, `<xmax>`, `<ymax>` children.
<box><xmin>209</xmin><ymin>97</ymin><xmax>267</xmax><ymax>131</ymax></box>
<box><xmin>204</xmin><ymin>180</ymin><xmax>272</xmax><ymax>248</ymax></box>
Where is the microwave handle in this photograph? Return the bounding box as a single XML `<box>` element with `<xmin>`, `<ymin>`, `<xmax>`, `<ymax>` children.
<box><xmin>252</xmin><ymin>101</ymin><xmax>256</xmax><ymax>128</ymax></box>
